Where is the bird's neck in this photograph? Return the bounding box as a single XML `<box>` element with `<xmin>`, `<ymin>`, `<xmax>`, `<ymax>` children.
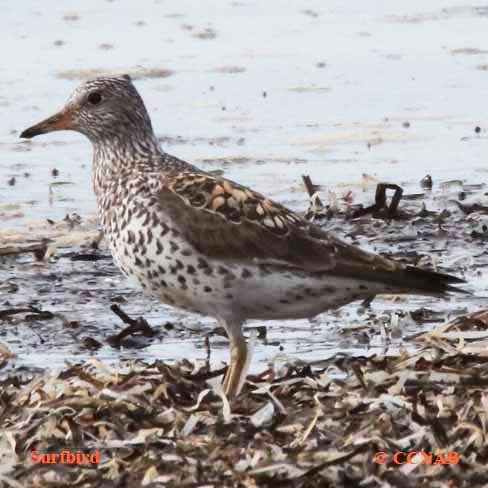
<box><xmin>92</xmin><ymin>131</ymin><xmax>162</xmax><ymax>177</ymax></box>
<box><xmin>91</xmin><ymin>131</ymin><xmax>164</xmax><ymax>202</ymax></box>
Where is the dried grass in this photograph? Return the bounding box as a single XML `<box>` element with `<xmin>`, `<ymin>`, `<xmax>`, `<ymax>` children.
<box><xmin>2</xmin><ymin>311</ymin><xmax>488</xmax><ymax>487</ymax></box>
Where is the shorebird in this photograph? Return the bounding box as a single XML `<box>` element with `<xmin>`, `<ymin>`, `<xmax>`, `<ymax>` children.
<box><xmin>20</xmin><ymin>75</ymin><xmax>464</xmax><ymax>398</ymax></box>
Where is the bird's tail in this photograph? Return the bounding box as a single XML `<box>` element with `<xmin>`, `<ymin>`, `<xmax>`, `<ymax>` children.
<box><xmin>366</xmin><ymin>266</ymin><xmax>467</xmax><ymax>297</ymax></box>
<box><xmin>393</xmin><ymin>266</ymin><xmax>467</xmax><ymax>296</ymax></box>
<box><xmin>333</xmin><ymin>264</ymin><xmax>467</xmax><ymax>297</ymax></box>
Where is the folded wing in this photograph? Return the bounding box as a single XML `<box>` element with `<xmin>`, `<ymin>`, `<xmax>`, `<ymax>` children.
<box><xmin>160</xmin><ymin>171</ymin><xmax>464</xmax><ymax>294</ymax></box>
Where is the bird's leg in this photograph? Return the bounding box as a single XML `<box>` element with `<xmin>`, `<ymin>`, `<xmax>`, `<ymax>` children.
<box><xmin>223</xmin><ymin>336</ymin><xmax>248</xmax><ymax>398</ymax></box>
<box><xmin>220</xmin><ymin>319</ymin><xmax>247</xmax><ymax>399</ymax></box>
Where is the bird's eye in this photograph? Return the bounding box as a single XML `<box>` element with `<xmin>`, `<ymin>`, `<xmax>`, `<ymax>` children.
<box><xmin>87</xmin><ymin>92</ymin><xmax>102</xmax><ymax>105</ymax></box>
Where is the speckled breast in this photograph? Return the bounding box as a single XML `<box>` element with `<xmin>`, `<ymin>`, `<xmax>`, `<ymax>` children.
<box><xmin>95</xmin><ymin>175</ymin><xmax>232</xmax><ymax>316</ymax></box>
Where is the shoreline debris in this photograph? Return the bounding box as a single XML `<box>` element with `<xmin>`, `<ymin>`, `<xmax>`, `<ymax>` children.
<box><xmin>1</xmin><ymin>309</ymin><xmax>488</xmax><ymax>486</ymax></box>
<box><xmin>107</xmin><ymin>304</ymin><xmax>156</xmax><ymax>348</ymax></box>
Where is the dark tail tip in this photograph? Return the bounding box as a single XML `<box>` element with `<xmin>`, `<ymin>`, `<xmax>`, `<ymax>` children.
<box><xmin>405</xmin><ymin>266</ymin><xmax>468</xmax><ymax>295</ymax></box>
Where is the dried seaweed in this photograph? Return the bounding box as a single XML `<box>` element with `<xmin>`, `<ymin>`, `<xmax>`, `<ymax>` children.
<box><xmin>1</xmin><ymin>311</ymin><xmax>488</xmax><ymax>487</ymax></box>
<box><xmin>107</xmin><ymin>304</ymin><xmax>156</xmax><ymax>348</ymax></box>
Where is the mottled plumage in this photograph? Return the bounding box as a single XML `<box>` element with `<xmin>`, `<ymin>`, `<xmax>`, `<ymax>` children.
<box><xmin>21</xmin><ymin>75</ymin><xmax>465</xmax><ymax>398</ymax></box>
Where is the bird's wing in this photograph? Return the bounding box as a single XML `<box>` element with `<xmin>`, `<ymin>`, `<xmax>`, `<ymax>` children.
<box><xmin>160</xmin><ymin>171</ymin><xmax>399</xmax><ymax>274</ymax></box>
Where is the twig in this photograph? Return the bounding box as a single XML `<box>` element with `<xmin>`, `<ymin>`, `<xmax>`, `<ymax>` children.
<box><xmin>302</xmin><ymin>175</ymin><xmax>324</xmax><ymax>208</ymax></box>
<box><xmin>204</xmin><ymin>334</ymin><xmax>211</xmax><ymax>368</ymax></box>
<box><xmin>352</xmin><ymin>183</ymin><xmax>404</xmax><ymax>219</ymax></box>
<box><xmin>0</xmin><ymin>306</ymin><xmax>45</xmax><ymax>320</ymax></box>
<box><xmin>451</xmin><ymin>200</ymin><xmax>488</xmax><ymax>215</ymax></box>
<box><xmin>0</xmin><ymin>243</ymin><xmax>48</xmax><ymax>260</ymax></box>
<box><xmin>108</xmin><ymin>304</ymin><xmax>155</xmax><ymax>346</ymax></box>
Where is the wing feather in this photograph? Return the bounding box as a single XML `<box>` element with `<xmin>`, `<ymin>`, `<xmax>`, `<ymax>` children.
<box><xmin>160</xmin><ymin>171</ymin><xmax>394</xmax><ymax>273</ymax></box>
<box><xmin>157</xmin><ymin>169</ymin><xmax>464</xmax><ymax>294</ymax></box>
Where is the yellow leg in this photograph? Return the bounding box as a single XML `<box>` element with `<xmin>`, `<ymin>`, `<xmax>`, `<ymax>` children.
<box><xmin>223</xmin><ymin>331</ymin><xmax>248</xmax><ymax>399</ymax></box>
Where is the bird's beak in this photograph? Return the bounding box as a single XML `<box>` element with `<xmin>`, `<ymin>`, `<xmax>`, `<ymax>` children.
<box><xmin>20</xmin><ymin>108</ymin><xmax>74</xmax><ymax>139</ymax></box>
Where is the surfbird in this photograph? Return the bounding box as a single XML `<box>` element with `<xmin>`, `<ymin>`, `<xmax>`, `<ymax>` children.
<box><xmin>20</xmin><ymin>75</ymin><xmax>465</xmax><ymax>398</ymax></box>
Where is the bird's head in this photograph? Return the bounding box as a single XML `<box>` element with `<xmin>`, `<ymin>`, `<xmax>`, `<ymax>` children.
<box><xmin>20</xmin><ymin>74</ymin><xmax>155</xmax><ymax>143</ymax></box>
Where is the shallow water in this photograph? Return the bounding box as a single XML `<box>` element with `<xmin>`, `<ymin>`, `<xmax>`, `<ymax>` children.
<box><xmin>1</xmin><ymin>0</ymin><xmax>488</xmax><ymax>373</ymax></box>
